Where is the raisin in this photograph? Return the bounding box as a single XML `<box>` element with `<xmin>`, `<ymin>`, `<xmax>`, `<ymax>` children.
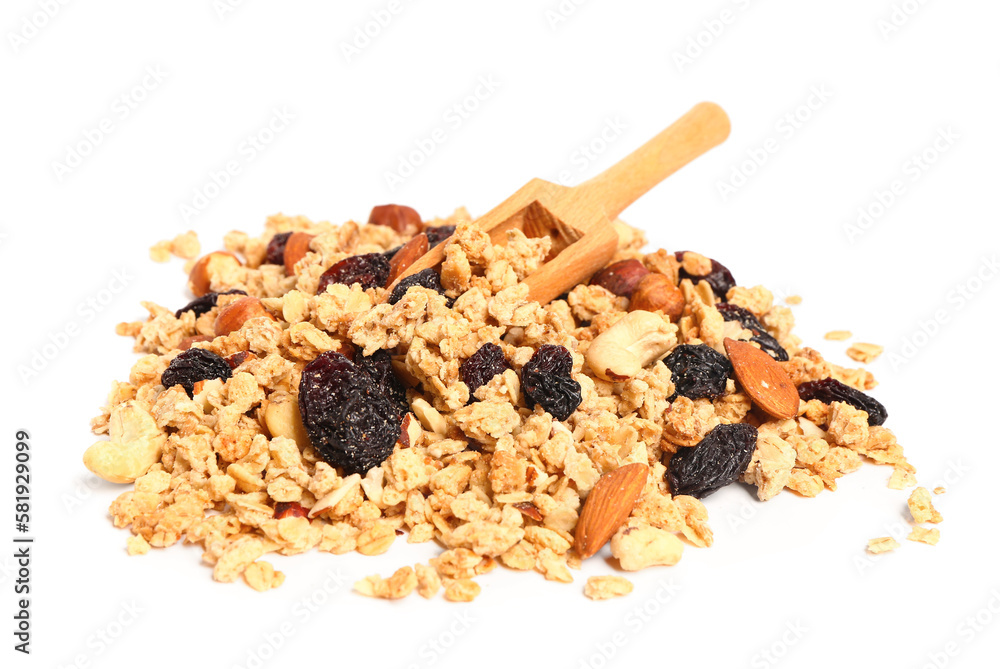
<box><xmin>797</xmin><ymin>378</ymin><xmax>887</xmax><ymax>426</ymax></box>
<box><xmin>161</xmin><ymin>348</ymin><xmax>232</xmax><ymax>398</ymax></box>
<box><xmin>388</xmin><ymin>268</ymin><xmax>449</xmax><ymax>305</ymax></box>
<box><xmin>716</xmin><ymin>303</ymin><xmax>789</xmax><ymax>361</ymax></box>
<box><xmin>663</xmin><ymin>344</ymin><xmax>732</xmax><ymax>401</ymax></box>
<box><xmin>173</xmin><ymin>289</ymin><xmax>246</xmax><ymax>318</ymax></box>
<box><xmin>317</xmin><ymin>253</ymin><xmax>390</xmax><ymax>294</ymax></box>
<box><xmin>666</xmin><ymin>423</ymin><xmax>758</xmax><ymax>498</ymax></box>
<box><xmin>273</xmin><ymin>502</ymin><xmax>308</xmax><ymax>519</ymax></box>
<box><xmin>676</xmin><ymin>252</ymin><xmax>736</xmax><ymax>299</ymax></box>
<box><xmin>424</xmin><ymin>225</ymin><xmax>456</xmax><ymax>248</ymax></box>
<box><xmin>298</xmin><ymin>351</ymin><xmax>402</xmax><ymax>475</ymax></box>
<box><xmin>264</xmin><ymin>232</ymin><xmax>292</xmax><ymax>265</ymax></box>
<box><xmin>460</xmin><ymin>343</ymin><xmax>509</xmax><ymax>400</ymax></box>
<box><xmin>353</xmin><ymin>348</ymin><xmax>408</xmax><ymax>417</ymax></box>
<box><xmin>521</xmin><ymin>344</ymin><xmax>582</xmax><ymax>421</ymax></box>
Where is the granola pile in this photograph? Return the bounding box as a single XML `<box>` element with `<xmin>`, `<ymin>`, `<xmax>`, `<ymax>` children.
<box><xmin>86</xmin><ymin>206</ymin><xmax>930</xmax><ymax>600</ymax></box>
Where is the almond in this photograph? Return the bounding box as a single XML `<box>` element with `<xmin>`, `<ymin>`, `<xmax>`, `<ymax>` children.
<box><xmin>369</xmin><ymin>204</ymin><xmax>422</xmax><ymax>233</ymax></box>
<box><xmin>188</xmin><ymin>251</ymin><xmax>242</xmax><ymax>297</ymax></box>
<box><xmin>574</xmin><ymin>462</ymin><xmax>648</xmax><ymax>559</ymax></box>
<box><xmin>215</xmin><ymin>296</ymin><xmax>275</xmax><ymax>336</ymax></box>
<box><xmin>178</xmin><ymin>334</ymin><xmax>213</xmax><ymax>350</ymax></box>
<box><xmin>590</xmin><ymin>259</ymin><xmax>650</xmax><ymax>297</ymax></box>
<box><xmin>386</xmin><ymin>233</ymin><xmax>429</xmax><ymax>285</ymax></box>
<box><xmin>724</xmin><ymin>337</ymin><xmax>799</xmax><ymax>419</ymax></box>
<box><xmin>628</xmin><ymin>273</ymin><xmax>684</xmax><ymax>320</ymax></box>
<box><xmin>283</xmin><ymin>232</ymin><xmax>315</xmax><ymax>275</ymax></box>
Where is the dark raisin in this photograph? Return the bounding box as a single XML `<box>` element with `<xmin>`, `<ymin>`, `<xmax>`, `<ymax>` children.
<box><xmin>716</xmin><ymin>303</ymin><xmax>789</xmax><ymax>362</ymax></box>
<box><xmin>353</xmin><ymin>348</ymin><xmax>408</xmax><ymax>417</ymax></box>
<box><xmin>298</xmin><ymin>351</ymin><xmax>402</xmax><ymax>475</ymax></box>
<box><xmin>460</xmin><ymin>343</ymin><xmax>509</xmax><ymax>400</ymax></box>
<box><xmin>265</xmin><ymin>232</ymin><xmax>292</xmax><ymax>265</ymax></box>
<box><xmin>667</xmin><ymin>423</ymin><xmax>758</xmax><ymax>498</ymax></box>
<box><xmin>797</xmin><ymin>378</ymin><xmax>887</xmax><ymax>426</ymax></box>
<box><xmin>676</xmin><ymin>252</ymin><xmax>736</xmax><ymax>300</ymax></box>
<box><xmin>388</xmin><ymin>268</ymin><xmax>449</xmax><ymax>305</ymax></box>
<box><xmin>663</xmin><ymin>344</ymin><xmax>732</xmax><ymax>401</ymax></box>
<box><xmin>317</xmin><ymin>253</ymin><xmax>390</xmax><ymax>294</ymax></box>
<box><xmin>521</xmin><ymin>344</ymin><xmax>582</xmax><ymax>421</ymax></box>
<box><xmin>161</xmin><ymin>348</ymin><xmax>232</xmax><ymax>397</ymax></box>
<box><xmin>424</xmin><ymin>225</ymin><xmax>456</xmax><ymax>248</ymax></box>
<box><xmin>174</xmin><ymin>289</ymin><xmax>247</xmax><ymax>319</ymax></box>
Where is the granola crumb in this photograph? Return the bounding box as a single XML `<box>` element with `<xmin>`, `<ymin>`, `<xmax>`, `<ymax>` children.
<box><xmin>355</xmin><ymin>566</ymin><xmax>418</xmax><ymax>599</ymax></box>
<box><xmin>584</xmin><ymin>575</ymin><xmax>633</xmax><ymax>600</ymax></box>
<box><xmin>907</xmin><ymin>527</ymin><xmax>940</xmax><ymax>546</ymax></box>
<box><xmin>126</xmin><ymin>534</ymin><xmax>150</xmax><ymax>556</ymax></box>
<box><xmin>785</xmin><ymin>295</ymin><xmax>802</xmax><ymax>305</ymax></box>
<box><xmin>888</xmin><ymin>467</ymin><xmax>917</xmax><ymax>490</ymax></box>
<box><xmin>149</xmin><ymin>241</ymin><xmax>172</xmax><ymax>263</ymax></box>
<box><xmin>824</xmin><ymin>330</ymin><xmax>852</xmax><ymax>341</ymax></box>
<box><xmin>846</xmin><ymin>342</ymin><xmax>884</xmax><ymax>364</ymax></box>
<box><xmin>907</xmin><ymin>487</ymin><xmax>943</xmax><ymax>524</ymax></box>
<box><xmin>443</xmin><ymin>579</ymin><xmax>481</xmax><ymax>602</ymax></box>
<box><xmin>867</xmin><ymin>537</ymin><xmax>900</xmax><ymax>554</ymax></box>
<box><xmin>933</xmin><ymin>486</ymin><xmax>946</xmax><ymax>495</ymax></box>
<box><xmin>243</xmin><ymin>561</ymin><xmax>286</xmax><ymax>592</ymax></box>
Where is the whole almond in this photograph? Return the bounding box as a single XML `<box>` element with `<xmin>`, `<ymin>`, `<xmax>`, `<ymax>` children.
<box><xmin>369</xmin><ymin>204</ymin><xmax>422</xmax><ymax>233</ymax></box>
<box><xmin>387</xmin><ymin>233</ymin><xmax>429</xmax><ymax>286</ymax></box>
<box><xmin>574</xmin><ymin>462</ymin><xmax>648</xmax><ymax>559</ymax></box>
<box><xmin>724</xmin><ymin>338</ymin><xmax>799</xmax><ymax>419</ymax></box>
<box><xmin>590</xmin><ymin>259</ymin><xmax>650</xmax><ymax>297</ymax></box>
<box><xmin>178</xmin><ymin>334</ymin><xmax>214</xmax><ymax>350</ymax></box>
<box><xmin>215</xmin><ymin>296</ymin><xmax>275</xmax><ymax>336</ymax></box>
<box><xmin>283</xmin><ymin>232</ymin><xmax>315</xmax><ymax>275</ymax></box>
<box><xmin>628</xmin><ymin>273</ymin><xmax>684</xmax><ymax>320</ymax></box>
<box><xmin>188</xmin><ymin>251</ymin><xmax>242</xmax><ymax>297</ymax></box>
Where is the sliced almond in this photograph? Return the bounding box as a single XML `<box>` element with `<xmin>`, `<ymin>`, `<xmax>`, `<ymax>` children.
<box><xmin>574</xmin><ymin>463</ymin><xmax>647</xmax><ymax>559</ymax></box>
<box><xmin>386</xmin><ymin>233</ymin><xmax>429</xmax><ymax>286</ymax></box>
<box><xmin>724</xmin><ymin>337</ymin><xmax>799</xmax><ymax>419</ymax></box>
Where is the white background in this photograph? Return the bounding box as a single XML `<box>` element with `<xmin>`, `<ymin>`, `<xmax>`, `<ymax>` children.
<box><xmin>2</xmin><ymin>1</ymin><xmax>999</xmax><ymax>668</ymax></box>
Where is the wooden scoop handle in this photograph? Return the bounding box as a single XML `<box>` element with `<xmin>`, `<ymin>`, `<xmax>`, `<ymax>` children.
<box><xmin>576</xmin><ymin>102</ymin><xmax>730</xmax><ymax>222</ymax></box>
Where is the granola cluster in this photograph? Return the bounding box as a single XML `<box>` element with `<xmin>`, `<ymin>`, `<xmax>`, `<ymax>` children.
<box><xmin>89</xmin><ymin>207</ymin><xmax>925</xmax><ymax>600</ymax></box>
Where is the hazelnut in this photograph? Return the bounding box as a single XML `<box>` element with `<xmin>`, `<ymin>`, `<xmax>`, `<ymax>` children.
<box><xmin>283</xmin><ymin>232</ymin><xmax>315</xmax><ymax>275</ymax></box>
<box><xmin>386</xmin><ymin>233</ymin><xmax>429</xmax><ymax>285</ymax></box>
<box><xmin>188</xmin><ymin>251</ymin><xmax>242</xmax><ymax>297</ymax></box>
<box><xmin>214</xmin><ymin>296</ymin><xmax>275</xmax><ymax>336</ymax></box>
<box><xmin>368</xmin><ymin>204</ymin><xmax>422</xmax><ymax>233</ymax></box>
<box><xmin>590</xmin><ymin>259</ymin><xmax>650</xmax><ymax>297</ymax></box>
<box><xmin>628</xmin><ymin>273</ymin><xmax>684</xmax><ymax>320</ymax></box>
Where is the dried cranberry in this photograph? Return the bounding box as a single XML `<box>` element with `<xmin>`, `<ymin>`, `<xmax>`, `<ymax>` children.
<box><xmin>298</xmin><ymin>351</ymin><xmax>402</xmax><ymax>475</ymax></box>
<box><xmin>161</xmin><ymin>348</ymin><xmax>232</xmax><ymax>397</ymax></box>
<box><xmin>388</xmin><ymin>268</ymin><xmax>448</xmax><ymax>305</ymax></box>
<box><xmin>264</xmin><ymin>232</ymin><xmax>292</xmax><ymax>265</ymax></box>
<box><xmin>424</xmin><ymin>225</ymin><xmax>456</xmax><ymax>248</ymax></box>
<box><xmin>460</xmin><ymin>343</ymin><xmax>509</xmax><ymax>400</ymax></box>
<box><xmin>716</xmin><ymin>303</ymin><xmax>789</xmax><ymax>361</ymax></box>
<box><xmin>663</xmin><ymin>344</ymin><xmax>732</xmax><ymax>401</ymax></box>
<box><xmin>667</xmin><ymin>423</ymin><xmax>758</xmax><ymax>498</ymax></box>
<box><xmin>797</xmin><ymin>378</ymin><xmax>887</xmax><ymax>426</ymax></box>
<box><xmin>353</xmin><ymin>348</ymin><xmax>408</xmax><ymax>417</ymax></box>
<box><xmin>676</xmin><ymin>252</ymin><xmax>736</xmax><ymax>300</ymax></box>
<box><xmin>317</xmin><ymin>253</ymin><xmax>390</xmax><ymax>294</ymax></box>
<box><xmin>174</xmin><ymin>289</ymin><xmax>247</xmax><ymax>319</ymax></box>
<box><xmin>521</xmin><ymin>345</ymin><xmax>582</xmax><ymax>421</ymax></box>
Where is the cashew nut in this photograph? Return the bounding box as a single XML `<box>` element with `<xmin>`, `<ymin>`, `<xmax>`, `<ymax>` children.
<box><xmin>585</xmin><ymin>310</ymin><xmax>676</xmax><ymax>381</ymax></box>
<box><xmin>83</xmin><ymin>401</ymin><xmax>165</xmax><ymax>483</ymax></box>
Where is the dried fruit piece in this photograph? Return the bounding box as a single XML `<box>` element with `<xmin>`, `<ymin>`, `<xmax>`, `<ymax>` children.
<box><xmin>298</xmin><ymin>351</ymin><xmax>402</xmax><ymax>475</ymax></box>
<box><xmin>161</xmin><ymin>348</ymin><xmax>232</xmax><ymax>397</ymax></box>
<box><xmin>369</xmin><ymin>204</ymin><xmax>422</xmax><ymax>233</ymax></box>
<box><xmin>716</xmin><ymin>302</ymin><xmax>788</xmax><ymax>361</ymax></box>
<box><xmin>667</xmin><ymin>423</ymin><xmax>758</xmax><ymax>498</ymax></box>
<box><xmin>317</xmin><ymin>253</ymin><xmax>390</xmax><ymax>294</ymax></box>
<box><xmin>460</xmin><ymin>343</ymin><xmax>509</xmax><ymax>400</ymax></box>
<box><xmin>575</xmin><ymin>463</ymin><xmax>648</xmax><ymax>558</ymax></box>
<box><xmin>353</xmin><ymin>348</ymin><xmax>408</xmax><ymax>417</ymax></box>
<box><xmin>388</xmin><ymin>268</ymin><xmax>448</xmax><ymax>305</ymax></box>
<box><xmin>264</xmin><ymin>232</ymin><xmax>292</xmax><ymax>265</ymax></box>
<box><xmin>662</xmin><ymin>344</ymin><xmax>732</xmax><ymax>401</ymax></box>
<box><xmin>424</xmin><ymin>225</ymin><xmax>456</xmax><ymax>247</ymax></box>
<box><xmin>675</xmin><ymin>251</ymin><xmax>735</xmax><ymax>299</ymax></box>
<box><xmin>174</xmin><ymin>289</ymin><xmax>246</xmax><ymax>318</ymax></box>
<box><xmin>521</xmin><ymin>345</ymin><xmax>582</xmax><ymax>421</ymax></box>
<box><xmin>590</xmin><ymin>259</ymin><xmax>650</xmax><ymax>297</ymax></box>
<box><xmin>724</xmin><ymin>338</ymin><xmax>799</xmax><ymax>419</ymax></box>
<box><xmin>797</xmin><ymin>378</ymin><xmax>887</xmax><ymax>426</ymax></box>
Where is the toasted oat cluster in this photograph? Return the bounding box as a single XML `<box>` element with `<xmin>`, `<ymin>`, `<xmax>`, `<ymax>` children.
<box><xmin>88</xmin><ymin>206</ymin><xmax>922</xmax><ymax>599</ymax></box>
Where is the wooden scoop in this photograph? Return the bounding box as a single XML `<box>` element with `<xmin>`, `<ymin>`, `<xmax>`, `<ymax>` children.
<box><xmin>389</xmin><ymin>102</ymin><xmax>731</xmax><ymax>305</ymax></box>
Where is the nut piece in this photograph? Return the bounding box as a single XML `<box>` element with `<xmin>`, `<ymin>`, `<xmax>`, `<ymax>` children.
<box><xmin>215</xmin><ymin>296</ymin><xmax>275</xmax><ymax>336</ymax></box>
<box><xmin>369</xmin><ymin>204</ymin><xmax>422</xmax><ymax>233</ymax></box>
<box><xmin>82</xmin><ymin>401</ymin><xmax>165</xmax><ymax>483</ymax></box>
<box><xmin>585</xmin><ymin>310</ymin><xmax>675</xmax><ymax>381</ymax></box>
<box><xmin>590</xmin><ymin>259</ymin><xmax>650</xmax><ymax>297</ymax></box>
<box><xmin>263</xmin><ymin>394</ymin><xmax>311</xmax><ymax>449</ymax></box>
<box><xmin>283</xmin><ymin>232</ymin><xmax>315</xmax><ymax>275</ymax></box>
<box><xmin>610</xmin><ymin>520</ymin><xmax>684</xmax><ymax>571</ymax></box>
<box><xmin>178</xmin><ymin>335</ymin><xmax>213</xmax><ymax>350</ymax></box>
<box><xmin>188</xmin><ymin>251</ymin><xmax>242</xmax><ymax>297</ymax></box>
<box><xmin>387</xmin><ymin>233</ymin><xmax>429</xmax><ymax>285</ymax></box>
<box><xmin>724</xmin><ymin>338</ymin><xmax>799</xmax><ymax>419</ymax></box>
<box><xmin>575</xmin><ymin>463</ymin><xmax>647</xmax><ymax>558</ymax></box>
<box><xmin>628</xmin><ymin>273</ymin><xmax>684</xmax><ymax>320</ymax></box>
